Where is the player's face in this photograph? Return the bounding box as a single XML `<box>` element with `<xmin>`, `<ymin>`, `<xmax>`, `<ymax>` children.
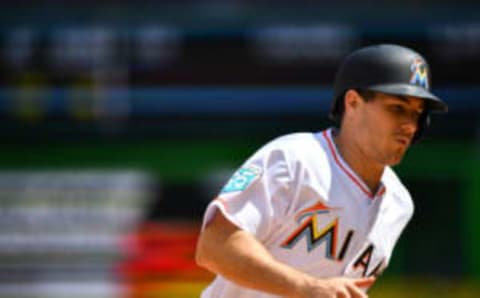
<box><xmin>356</xmin><ymin>92</ymin><xmax>425</xmax><ymax>166</ymax></box>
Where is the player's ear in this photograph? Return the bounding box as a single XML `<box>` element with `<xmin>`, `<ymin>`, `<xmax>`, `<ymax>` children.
<box><xmin>343</xmin><ymin>89</ymin><xmax>362</xmax><ymax>116</ymax></box>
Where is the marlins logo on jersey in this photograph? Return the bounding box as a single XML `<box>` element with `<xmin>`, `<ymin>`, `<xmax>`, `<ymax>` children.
<box><xmin>281</xmin><ymin>202</ymin><xmax>343</xmax><ymax>259</ymax></box>
<box><xmin>280</xmin><ymin>201</ymin><xmax>384</xmax><ymax>277</ymax></box>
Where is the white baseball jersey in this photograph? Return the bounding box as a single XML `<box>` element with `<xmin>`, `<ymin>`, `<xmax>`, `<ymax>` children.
<box><xmin>200</xmin><ymin>127</ymin><xmax>414</xmax><ymax>298</ymax></box>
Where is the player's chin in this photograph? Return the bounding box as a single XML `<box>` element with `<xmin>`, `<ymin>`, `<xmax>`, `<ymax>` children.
<box><xmin>385</xmin><ymin>148</ymin><xmax>408</xmax><ymax>166</ymax></box>
<box><xmin>388</xmin><ymin>157</ymin><xmax>403</xmax><ymax>166</ymax></box>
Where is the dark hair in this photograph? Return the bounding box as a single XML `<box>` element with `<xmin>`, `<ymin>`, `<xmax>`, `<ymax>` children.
<box><xmin>333</xmin><ymin>89</ymin><xmax>377</xmax><ymax>125</ymax></box>
<box><xmin>355</xmin><ymin>89</ymin><xmax>377</xmax><ymax>101</ymax></box>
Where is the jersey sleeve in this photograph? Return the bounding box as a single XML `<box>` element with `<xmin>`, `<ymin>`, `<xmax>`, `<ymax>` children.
<box><xmin>201</xmin><ymin>142</ymin><xmax>294</xmax><ymax>242</ymax></box>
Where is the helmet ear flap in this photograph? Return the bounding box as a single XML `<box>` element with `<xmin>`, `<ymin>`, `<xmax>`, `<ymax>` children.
<box><xmin>412</xmin><ymin>111</ymin><xmax>430</xmax><ymax>144</ymax></box>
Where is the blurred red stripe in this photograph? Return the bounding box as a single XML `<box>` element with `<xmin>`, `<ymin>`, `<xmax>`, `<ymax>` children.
<box><xmin>117</xmin><ymin>221</ymin><xmax>213</xmax><ymax>281</ymax></box>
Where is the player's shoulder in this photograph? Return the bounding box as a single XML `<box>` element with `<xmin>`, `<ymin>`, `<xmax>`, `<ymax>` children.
<box><xmin>383</xmin><ymin>167</ymin><xmax>414</xmax><ymax>213</ymax></box>
<box><xmin>260</xmin><ymin>132</ymin><xmax>327</xmax><ymax>161</ymax></box>
<box><xmin>383</xmin><ymin>167</ymin><xmax>410</xmax><ymax>194</ymax></box>
<box><xmin>270</xmin><ymin>132</ymin><xmax>318</xmax><ymax>145</ymax></box>
<box><xmin>266</xmin><ymin>132</ymin><xmax>325</xmax><ymax>152</ymax></box>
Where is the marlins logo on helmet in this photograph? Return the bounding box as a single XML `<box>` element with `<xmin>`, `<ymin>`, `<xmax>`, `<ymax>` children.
<box><xmin>410</xmin><ymin>57</ymin><xmax>429</xmax><ymax>89</ymax></box>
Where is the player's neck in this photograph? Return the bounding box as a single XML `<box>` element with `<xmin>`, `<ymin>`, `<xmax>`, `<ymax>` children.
<box><xmin>332</xmin><ymin>128</ymin><xmax>384</xmax><ymax>195</ymax></box>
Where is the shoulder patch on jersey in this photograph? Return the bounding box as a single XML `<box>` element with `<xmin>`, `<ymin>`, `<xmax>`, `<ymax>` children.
<box><xmin>221</xmin><ymin>165</ymin><xmax>262</xmax><ymax>193</ymax></box>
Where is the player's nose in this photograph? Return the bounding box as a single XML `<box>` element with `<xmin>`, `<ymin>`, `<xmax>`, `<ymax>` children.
<box><xmin>399</xmin><ymin>116</ymin><xmax>418</xmax><ymax>141</ymax></box>
<box><xmin>403</xmin><ymin>109</ymin><xmax>420</xmax><ymax>131</ymax></box>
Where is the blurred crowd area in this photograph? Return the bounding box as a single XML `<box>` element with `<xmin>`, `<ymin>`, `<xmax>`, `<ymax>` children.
<box><xmin>0</xmin><ymin>1</ymin><xmax>479</xmax><ymax>297</ymax></box>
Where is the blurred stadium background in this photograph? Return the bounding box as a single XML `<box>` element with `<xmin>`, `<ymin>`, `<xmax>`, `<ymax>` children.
<box><xmin>0</xmin><ymin>0</ymin><xmax>479</xmax><ymax>297</ymax></box>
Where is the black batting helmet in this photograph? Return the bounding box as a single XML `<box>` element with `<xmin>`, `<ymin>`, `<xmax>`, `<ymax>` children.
<box><xmin>329</xmin><ymin>44</ymin><xmax>448</xmax><ymax>143</ymax></box>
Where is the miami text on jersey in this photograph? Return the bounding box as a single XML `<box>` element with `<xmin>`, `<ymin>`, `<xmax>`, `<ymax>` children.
<box><xmin>281</xmin><ymin>201</ymin><xmax>385</xmax><ymax>277</ymax></box>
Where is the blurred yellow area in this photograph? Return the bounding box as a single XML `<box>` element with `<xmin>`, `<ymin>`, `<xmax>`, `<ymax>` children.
<box><xmin>128</xmin><ymin>281</ymin><xmax>207</xmax><ymax>298</ymax></box>
<box><xmin>129</xmin><ymin>278</ymin><xmax>479</xmax><ymax>298</ymax></box>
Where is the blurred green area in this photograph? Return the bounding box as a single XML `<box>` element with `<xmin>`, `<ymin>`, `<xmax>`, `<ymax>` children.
<box><xmin>369</xmin><ymin>278</ymin><xmax>480</xmax><ymax>298</ymax></box>
<box><xmin>0</xmin><ymin>138</ymin><xmax>257</xmax><ymax>183</ymax></box>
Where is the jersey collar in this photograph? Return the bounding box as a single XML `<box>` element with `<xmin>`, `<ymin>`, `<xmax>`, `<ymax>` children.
<box><xmin>322</xmin><ymin>128</ymin><xmax>386</xmax><ymax>199</ymax></box>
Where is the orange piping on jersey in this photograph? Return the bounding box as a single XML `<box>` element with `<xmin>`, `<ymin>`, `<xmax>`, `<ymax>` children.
<box><xmin>322</xmin><ymin>130</ymin><xmax>377</xmax><ymax>199</ymax></box>
<box><xmin>377</xmin><ymin>186</ymin><xmax>386</xmax><ymax>196</ymax></box>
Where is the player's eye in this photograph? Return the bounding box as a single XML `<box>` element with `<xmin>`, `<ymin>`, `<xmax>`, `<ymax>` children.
<box><xmin>389</xmin><ymin>104</ymin><xmax>405</xmax><ymax>114</ymax></box>
<box><xmin>389</xmin><ymin>104</ymin><xmax>423</xmax><ymax>122</ymax></box>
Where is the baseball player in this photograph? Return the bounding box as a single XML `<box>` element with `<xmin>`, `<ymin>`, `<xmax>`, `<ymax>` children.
<box><xmin>195</xmin><ymin>44</ymin><xmax>448</xmax><ymax>298</ymax></box>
